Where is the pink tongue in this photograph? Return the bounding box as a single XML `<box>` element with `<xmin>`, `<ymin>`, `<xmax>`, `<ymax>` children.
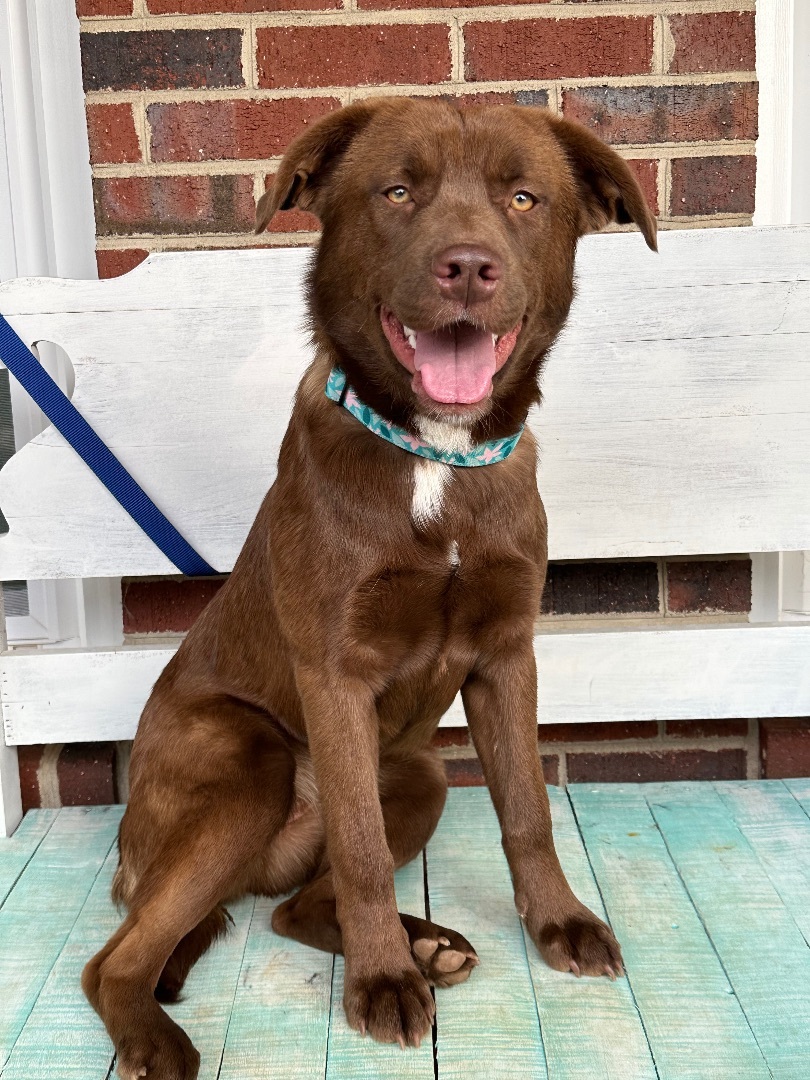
<box><xmin>413</xmin><ymin>324</ymin><xmax>496</xmax><ymax>404</ymax></box>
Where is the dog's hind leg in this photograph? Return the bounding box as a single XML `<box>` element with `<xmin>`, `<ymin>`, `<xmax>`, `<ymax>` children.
<box><xmin>154</xmin><ymin>905</ymin><xmax>232</xmax><ymax>1003</ymax></box>
<box><xmin>272</xmin><ymin>749</ymin><xmax>478</xmax><ymax>988</ymax></box>
<box><xmin>84</xmin><ymin>719</ymin><xmax>297</xmax><ymax>1080</ymax></box>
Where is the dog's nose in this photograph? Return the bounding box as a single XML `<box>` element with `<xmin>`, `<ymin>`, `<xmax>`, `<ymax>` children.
<box><xmin>432</xmin><ymin>246</ymin><xmax>501</xmax><ymax>306</ymax></box>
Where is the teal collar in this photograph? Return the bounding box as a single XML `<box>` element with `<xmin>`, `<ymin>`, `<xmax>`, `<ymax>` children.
<box><xmin>325</xmin><ymin>367</ymin><xmax>523</xmax><ymax>467</ymax></box>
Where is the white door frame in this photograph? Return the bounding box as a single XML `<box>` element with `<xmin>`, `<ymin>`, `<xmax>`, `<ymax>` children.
<box><xmin>751</xmin><ymin>0</ymin><xmax>810</xmax><ymax>622</ymax></box>
<box><xmin>0</xmin><ymin>0</ymin><xmax>123</xmax><ymax>650</ymax></box>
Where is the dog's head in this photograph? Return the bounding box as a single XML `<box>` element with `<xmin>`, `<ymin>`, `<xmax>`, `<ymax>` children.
<box><xmin>256</xmin><ymin>98</ymin><xmax>656</xmax><ymax>437</ymax></box>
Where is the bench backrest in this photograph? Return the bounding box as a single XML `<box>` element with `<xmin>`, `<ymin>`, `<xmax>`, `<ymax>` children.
<box><xmin>1</xmin><ymin>225</ymin><xmax>809</xmax><ymax>581</ymax></box>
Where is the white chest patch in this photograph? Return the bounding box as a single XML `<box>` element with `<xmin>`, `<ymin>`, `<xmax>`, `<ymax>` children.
<box><xmin>410</xmin><ymin>417</ymin><xmax>473</xmax><ymax>527</ymax></box>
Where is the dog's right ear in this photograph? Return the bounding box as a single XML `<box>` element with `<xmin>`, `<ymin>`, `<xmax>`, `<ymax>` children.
<box><xmin>254</xmin><ymin>101</ymin><xmax>380</xmax><ymax>233</ymax></box>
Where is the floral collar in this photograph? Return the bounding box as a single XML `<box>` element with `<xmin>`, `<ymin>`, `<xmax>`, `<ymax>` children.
<box><xmin>325</xmin><ymin>367</ymin><xmax>523</xmax><ymax>467</ymax></box>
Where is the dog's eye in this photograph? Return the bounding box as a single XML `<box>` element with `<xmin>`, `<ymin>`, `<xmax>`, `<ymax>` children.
<box><xmin>385</xmin><ymin>186</ymin><xmax>412</xmax><ymax>205</ymax></box>
<box><xmin>510</xmin><ymin>191</ymin><xmax>536</xmax><ymax>212</ymax></box>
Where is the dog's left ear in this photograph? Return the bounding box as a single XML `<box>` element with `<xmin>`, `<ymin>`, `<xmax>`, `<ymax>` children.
<box><xmin>548</xmin><ymin>115</ymin><xmax>658</xmax><ymax>252</ymax></box>
<box><xmin>255</xmin><ymin>101</ymin><xmax>381</xmax><ymax>234</ymax></box>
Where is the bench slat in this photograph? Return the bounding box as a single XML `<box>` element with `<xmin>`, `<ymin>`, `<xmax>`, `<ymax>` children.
<box><xmin>1</xmin><ymin>837</ymin><xmax>121</xmax><ymax>1079</ymax></box>
<box><xmin>646</xmin><ymin>782</ymin><xmax>810</xmax><ymax>1078</ymax></box>
<box><xmin>715</xmin><ymin>780</ymin><xmax>810</xmax><ymax>947</ymax></box>
<box><xmin>526</xmin><ymin>788</ymin><xmax>657</xmax><ymax>1080</ymax></box>
<box><xmin>427</xmin><ymin>787</ymin><xmax>549</xmax><ymax>1080</ymax></box>
<box><xmin>0</xmin><ymin>807</ymin><xmax>121</xmax><ymax>1071</ymax></box>
<box><xmin>4</xmin><ymin>624</ymin><xmax>809</xmax><ymax>746</ymax></box>
<box><xmin>569</xmin><ymin>785</ymin><xmax>771</xmax><ymax>1080</ymax></box>
<box><xmin>216</xmin><ymin>895</ymin><xmax>333</xmax><ymax>1080</ymax></box>
<box><xmin>326</xmin><ymin>858</ymin><xmax>434</xmax><ymax>1079</ymax></box>
<box><xmin>1</xmin><ymin>226</ymin><xmax>808</xmax><ymax>579</ymax></box>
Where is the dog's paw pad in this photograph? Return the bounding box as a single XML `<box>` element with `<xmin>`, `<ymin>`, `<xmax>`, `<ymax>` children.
<box><xmin>399</xmin><ymin>913</ymin><xmax>479</xmax><ymax>989</ymax></box>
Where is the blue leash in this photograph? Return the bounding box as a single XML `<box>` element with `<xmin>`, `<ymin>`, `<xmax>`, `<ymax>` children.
<box><xmin>0</xmin><ymin>312</ymin><xmax>217</xmax><ymax>576</ymax></box>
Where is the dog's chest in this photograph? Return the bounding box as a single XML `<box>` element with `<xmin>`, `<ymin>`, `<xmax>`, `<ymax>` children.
<box><xmin>410</xmin><ymin>416</ymin><xmax>472</xmax><ymax>527</ymax></box>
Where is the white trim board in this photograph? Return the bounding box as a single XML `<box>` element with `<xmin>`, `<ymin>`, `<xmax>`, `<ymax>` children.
<box><xmin>3</xmin><ymin>623</ymin><xmax>809</xmax><ymax>746</ymax></box>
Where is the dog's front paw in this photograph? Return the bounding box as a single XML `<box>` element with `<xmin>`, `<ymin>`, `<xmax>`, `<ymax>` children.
<box><xmin>528</xmin><ymin>905</ymin><xmax>624</xmax><ymax>980</ymax></box>
<box><xmin>344</xmin><ymin>966</ymin><xmax>435</xmax><ymax>1048</ymax></box>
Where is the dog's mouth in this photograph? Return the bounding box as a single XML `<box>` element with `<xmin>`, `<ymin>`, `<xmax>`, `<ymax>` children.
<box><xmin>380</xmin><ymin>308</ymin><xmax>522</xmax><ymax>406</ymax></box>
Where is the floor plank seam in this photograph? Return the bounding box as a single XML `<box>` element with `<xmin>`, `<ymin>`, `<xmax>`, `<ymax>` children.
<box><xmin>642</xmin><ymin>788</ymin><xmax>776</xmax><ymax>1080</ymax></box>
<box><xmin>783</xmin><ymin>779</ymin><xmax>810</xmax><ymax>826</ymax></box>
<box><xmin>714</xmin><ymin>781</ymin><xmax>810</xmax><ymax>954</ymax></box>
<box><xmin>565</xmin><ymin>786</ymin><xmax>663</xmax><ymax>1080</ymax></box>
<box><xmin>214</xmin><ymin>894</ymin><xmax>259</xmax><ymax>1080</ymax></box>
<box><xmin>0</xmin><ymin>811</ymin><xmax>59</xmax><ymax>913</ymax></box>
<box><xmin>422</xmin><ymin>848</ymin><xmax>440</xmax><ymax>1080</ymax></box>
<box><xmin>516</xmin><ymin>921</ymin><xmax>550</xmax><ymax>1079</ymax></box>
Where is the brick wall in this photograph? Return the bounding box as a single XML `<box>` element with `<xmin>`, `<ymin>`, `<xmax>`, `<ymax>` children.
<box><xmin>17</xmin><ymin>1</ymin><xmax>787</xmax><ymax>811</ymax></box>
<box><xmin>75</xmin><ymin>0</ymin><xmax>758</xmax><ymax>277</ymax></box>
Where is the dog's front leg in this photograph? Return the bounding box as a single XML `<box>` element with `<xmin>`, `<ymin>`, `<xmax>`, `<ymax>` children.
<box><xmin>295</xmin><ymin>665</ymin><xmax>435</xmax><ymax>1046</ymax></box>
<box><xmin>462</xmin><ymin>642</ymin><xmax>624</xmax><ymax>979</ymax></box>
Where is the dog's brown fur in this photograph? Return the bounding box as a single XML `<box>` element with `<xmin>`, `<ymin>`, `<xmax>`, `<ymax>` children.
<box><xmin>83</xmin><ymin>98</ymin><xmax>656</xmax><ymax>1079</ymax></box>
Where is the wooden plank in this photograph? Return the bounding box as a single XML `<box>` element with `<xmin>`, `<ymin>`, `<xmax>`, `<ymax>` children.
<box><xmin>569</xmin><ymin>784</ymin><xmax>771</xmax><ymax>1080</ymax></box>
<box><xmin>325</xmin><ymin>858</ymin><xmax>434</xmax><ymax>1080</ymax></box>
<box><xmin>784</xmin><ymin>778</ymin><xmax>810</xmax><ymax>813</ymax></box>
<box><xmin>217</xmin><ymin>895</ymin><xmax>333</xmax><ymax>1080</ymax></box>
<box><xmin>716</xmin><ymin>780</ymin><xmax>810</xmax><ymax>945</ymax></box>
<box><xmin>170</xmin><ymin>896</ymin><xmax>257</xmax><ymax>1080</ymax></box>
<box><xmin>2</xmin><ymin>837</ymin><xmax>121</xmax><ymax>1079</ymax></box>
<box><xmin>0</xmin><ymin>810</ymin><xmax>58</xmax><ymax>906</ymax></box>
<box><xmin>645</xmin><ymin>781</ymin><xmax>810</xmax><ymax>1078</ymax></box>
<box><xmin>0</xmin><ymin>806</ymin><xmax>121</xmax><ymax>1069</ymax></box>
<box><xmin>426</xmin><ymin>787</ymin><xmax>548</xmax><ymax>1080</ymax></box>
<box><xmin>1</xmin><ymin>226</ymin><xmax>809</xmax><ymax>580</ymax></box>
<box><xmin>6</xmin><ymin>623</ymin><xmax>810</xmax><ymax>746</ymax></box>
<box><xmin>524</xmin><ymin>788</ymin><xmax>656</xmax><ymax>1080</ymax></box>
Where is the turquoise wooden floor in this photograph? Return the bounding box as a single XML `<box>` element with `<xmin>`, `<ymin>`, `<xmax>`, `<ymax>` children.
<box><xmin>1</xmin><ymin>781</ymin><xmax>810</xmax><ymax>1079</ymax></box>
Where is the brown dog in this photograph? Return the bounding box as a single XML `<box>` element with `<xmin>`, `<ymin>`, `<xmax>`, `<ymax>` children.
<box><xmin>83</xmin><ymin>97</ymin><xmax>656</xmax><ymax>1079</ymax></box>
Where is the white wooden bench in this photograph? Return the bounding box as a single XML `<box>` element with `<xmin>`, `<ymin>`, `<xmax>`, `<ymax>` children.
<box><xmin>1</xmin><ymin>225</ymin><xmax>808</xmax><ymax>836</ymax></box>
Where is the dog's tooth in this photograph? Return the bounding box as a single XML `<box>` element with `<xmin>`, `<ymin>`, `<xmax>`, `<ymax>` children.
<box><xmin>491</xmin><ymin>333</ymin><xmax>498</xmax><ymax>345</ymax></box>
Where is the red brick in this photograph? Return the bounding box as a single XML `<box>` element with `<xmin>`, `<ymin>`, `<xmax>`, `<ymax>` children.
<box><xmin>542</xmin><ymin>560</ymin><xmax>659</xmax><ymax>616</ymax></box>
<box><xmin>539</xmin><ymin>721</ymin><xmax>658</xmax><ymax>743</ymax></box>
<box><xmin>148</xmin><ymin>0</ymin><xmax>334</xmax><ymax>10</ymax></box>
<box><xmin>666</xmin><ymin>719</ymin><xmax>749</xmax><ymax>739</ymax></box>
<box><xmin>149</xmin><ymin>98</ymin><xmax>340</xmax><ymax>162</ymax></box>
<box><xmin>669</xmin><ymin>12</ymin><xmax>756</xmax><ymax>75</ymax></box>
<box><xmin>93</xmin><ymin>175</ymin><xmax>256</xmax><ymax>236</ymax></box>
<box><xmin>261</xmin><ymin>175</ymin><xmax>321</xmax><ymax>233</ymax></box>
<box><xmin>86</xmin><ymin>104</ymin><xmax>140</xmax><ymax>165</ymax></box>
<box><xmin>464</xmin><ymin>16</ymin><xmax>653</xmax><ymax>83</ymax></box>
<box><xmin>567</xmin><ymin>749</ymin><xmax>746</xmax><ymax>783</ymax></box>
<box><xmin>96</xmin><ymin>248</ymin><xmax>149</xmax><ymax>278</ymax></box>
<box><xmin>256</xmin><ymin>25</ymin><xmax>452</xmax><ymax>89</ymax></box>
<box><xmin>444</xmin><ymin>756</ymin><xmax>484</xmax><ymax>787</ymax></box>
<box><xmin>441</xmin><ymin>89</ymin><xmax>549</xmax><ymax>109</ymax></box>
<box><xmin>670</xmin><ymin>156</ymin><xmax>756</xmax><ymax>217</ymax></box>
<box><xmin>445</xmin><ymin>753</ymin><xmax>558</xmax><ymax>786</ymax></box>
<box><xmin>431</xmin><ymin>727</ymin><xmax>470</xmax><ymax>748</ymax></box>
<box><xmin>77</xmin><ymin>0</ymin><xmax>132</xmax><ymax>15</ymax></box>
<box><xmin>666</xmin><ymin>558</ymin><xmax>752</xmax><ymax>613</ymax></box>
<box><xmin>81</xmin><ymin>29</ymin><xmax>243</xmax><ymax>92</ymax></box>
<box><xmin>625</xmin><ymin>158</ymin><xmax>658</xmax><ymax>216</ymax></box>
<box><xmin>18</xmin><ymin>745</ymin><xmax>44</xmax><ymax>813</ymax></box>
<box><xmin>760</xmin><ymin>719</ymin><xmax>810</xmax><ymax>779</ymax></box>
<box><xmin>57</xmin><ymin>743</ymin><xmax>116</xmax><ymax>806</ymax></box>
<box><xmin>123</xmin><ymin>578</ymin><xmax>227</xmax><ymax>634</ymax></box>
<box><xmin>562</xmin><ymin>83</ymin><xmax>758</xmax><ymax>145</ymax></box>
